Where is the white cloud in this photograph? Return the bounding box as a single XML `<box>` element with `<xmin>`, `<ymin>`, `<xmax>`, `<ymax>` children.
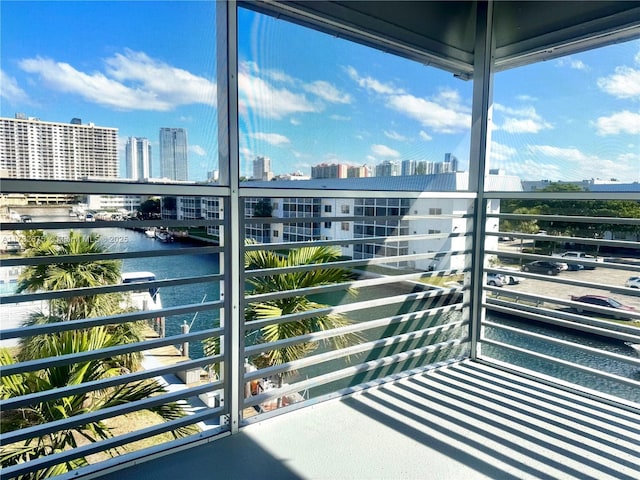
<box><xmin>571</xmin><ymin>60</ymin><xmax>588</xmax><ymax>70</ymax></box>
<box><xmin>618</xmin><ymin>152</ymin><xmax>640</xmax><ymax>164</ymax></box>
<box><xmin>597</xmin><ymin>66</ymin><xmax>640</xmax><ymax>99</ymax></box>
<box><xmin>490</xmin><ymin>141</ymin><xmax>517</xmax><ymax>161</ymax></box>
<box><xmin>493</xmin><ymin>103</ymin><xmax>552</xmax><ymax>133</ymax></box>
<box><xmin>346</xmin><ymin>66</ymin><xmax>470</xmax><ymax>134</ymax></box>
<box><xmin>371</xmin><ymin>144</ymin><xmax>400</xmax><ymax>158</ymax></box>
<box><xmin>345</xmin><ymin>66</ymin><xmax>401</xmax><ymax>95</ymax></box>
<box><xmin>387</xmin><ymin>94</ymin><xmax>471</xmax><ymax>133</ymax></box>
<box><xmin>384</xmin><ymin>130</ymin><xmax>407</xmax><ymax>141</ymax></box>
<box><xmin>264</xmin><ymin>69</ymin><xmax>296</xmax><ymax>85</ymax></box>
<box><xmin>238</xmin><ymin>62</ymin><xmax>318</xmax><ymax>119</ymax></box>
<box><xmin>303</xmin><ymin>80</ymin><xmax>351</xmax><ymax>104</ymax></box>
<box><xmin>239</xmin><ymin>146</ymin><xmax>254</xmax><ymax>159</ymax></box>
<box><xmin>433</xmin><ymin>88</ymin><xmax>462</xmax><ymax>104</ymax></box>
<box><xmin>498</xmin><ymin>144</ymin><xmax>640</xmax><ymax>182</ymax></box>
<box><xmin>501</xmin><ymin>118</ymin><xmax>552</xmax><ymax>133</ymax></box>
<box><xmin>18</xmin><ymin>50</ymin><xmax>217</xmax><ymax>111</ymax></box>
<box><xmin>249</xmin><ymin>132</ymin><xmax>291</xmax><ymax>146</ymax></box>
<box><xmin>527</xmin><ymin>145</ymin><xmax>588</xmax><ymax>163</ymax></box>
<box><xmin>494</xmin><ymin>157</ymin><xmax>564</xmax><ymax>180</ymax></box>
<box><xmin>594</xmin><ymin>110</ymin><xmax>640</xmax><ymax>135</ymax></box>
<box><xmin>556</xmin><ymin>57</ymin><xmax>589</xmax><ymax>71</ymax></box>
<box><xmin>419</xmin><ymin>130</ymin><xmax>432</xmax><ymax>141</ymax></box>
<box><xmin>516</xmin><ymin>94</ymin><xmax>538</xmax><ymax>102</ymax></box>
<box><xmin>190</xmin><ymin>145</ymin><xmax>206</xmax><ymax>156</ymax></box>
<box><xmin>105</xmin><ymin>50</ymin><xmax>216</xmax><ymax>105</ymax></box>
<box><xmin>494</xmin><ymin>104</ymin><xmax>537</xmax><ymax>117</ymax></box>
<box><xmin>0</xmin><ymin>69</ymin><xmax>31</xmax><ymax>105</ymax></box>
<box><xmin>330</xmin><ymin>114</ymin><xmax>350</xmax><ymax>121</ymax></box>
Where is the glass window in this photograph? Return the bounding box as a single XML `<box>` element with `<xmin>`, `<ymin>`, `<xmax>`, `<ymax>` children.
<box><xmin>488</xmin><ymin>39</ymin><xmax>640</xmax><ymax>192</ymax></box>
<box><xmin>237</xmin><ymin>7</ymin><xmax>472</xmax><ymax>188</ymax></box>
<box><xmin>1</xmin><ymin>2</ymin><xmax>218</xmax><ymax>185</ymax></box>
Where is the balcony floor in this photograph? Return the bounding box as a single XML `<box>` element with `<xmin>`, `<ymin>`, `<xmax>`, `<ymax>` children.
<box><xmin>95</xmin><ymin>360</ymin><xmax>640</xmax><ymax>480</ymax></box>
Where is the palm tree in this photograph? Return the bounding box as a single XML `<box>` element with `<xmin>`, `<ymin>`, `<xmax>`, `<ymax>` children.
<box><xmin>243</xmin><ymin>245</ymin><xmax>359</xmax><ymax>374</ymax></box>
<box><xmin>17</xmin><ymin>230</ymin><xmax>123</xmax><ymax>321</ymax></box>
<box><xmin>0</xmin><ymin>328</ymin><xmax>193</xmax><ymax>480</ymax></box>
<box><xmin>15</xmin><ymin>230</ymin><xmax>145</xmax><ymax>371</ymax></box>
<box><xmin>203</xmin><ymin>244</ymin><xmax>359</xmax><ymax>390</ymax></box>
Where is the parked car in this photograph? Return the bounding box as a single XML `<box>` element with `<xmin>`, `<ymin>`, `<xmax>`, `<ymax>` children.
<box><xmin>555</xmin><ymin>251</ymin><xmax>600</xmax><ymax>270</ymax></box>
<box><xmin>554</xmin><ymin>262</ymin><xmax>568</xmax><ymax>271</ymax></box>
<box><xmin>521</xmin><ymin>261</ymin><xmax>561</xmax><ymax>275</ymax></box>
<box><xmin>570</xmin><ymin>295</ymin><xmax>636</xmax><ymax>320</ymax></box>
<box><xmin>564</xmin><ymin>263</ymin><xmax>584</xmax><ymax>272</ymax></box>
<box><xmin>20</xmin><ymin>215</ymin><xmax>32</xmax><ymax>223</ymax></box>
<box><xmin>499</xmin><ymin>268</ymin><xmax>522</xmax><ymax>284</ymax></box>
<box><xmin>486</xmin><ymin>273</ymin><xmax>505</xmax><ymax>287</ymax></box>
<box><xmin>3</xmin><ymin>240</ymin><xmax>22</xmax><ymax>253</ymax></box>
<box><xmin>625</xmin><ymin>276</ymin><xmax>640</xmax><ymax>289</ymax></box>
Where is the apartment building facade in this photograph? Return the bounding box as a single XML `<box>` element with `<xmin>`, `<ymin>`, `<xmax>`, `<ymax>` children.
<box><xmin>0</xmin><ymin>115</ymin><xmax>118</xmax><ymax>180</ymax></box>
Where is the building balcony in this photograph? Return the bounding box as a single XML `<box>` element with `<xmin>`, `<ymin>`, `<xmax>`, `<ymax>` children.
<box><xmin>1</xmin><ymin>1</ymin><xmax>640</xmax><ymax>479</ymax></box>
<box><xmin>93</xmin><ymin>360</ymin><xmax>640</xmax><ymax>480</ymax></box>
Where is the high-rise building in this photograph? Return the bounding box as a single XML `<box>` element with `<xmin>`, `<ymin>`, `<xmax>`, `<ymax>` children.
<box><xmin>0</xmin><ymin>115</ymin><xmax>118</xmax><ymax>180</ymax></box>
<box><xmin>311</xmin><ymin>163</ymin><xmax>347</xmax><ymax>179</ymax></box>
<box><xmin>444</xmin><ymin>153</ymin><xmax>459</xmax><ymax>173</ymax></box>
<box><xmin>125</xmin><ymin>137</ymin><xmax>152</xmax><ymax>181</ymax></box>
<box><xmin>159</xmin><ymin>128</ymin><xmax>188</xmax><ymax>181</ymax></box>
<box><xmin>253</xmin><ymin>156</ymin><xmax>273</xmax><ymax>181</ymax></box>
<box><xmin>347</xmin><ymin>165</ymin><xmax>370</xmax><ymax>178</ymax></box>
<box><xmin>375</xmin><ymin>160</ymin><xmax>401</xmax><ymax>177</ymax></box>
<box><xmin>401</xmin><ymin>160</ymin><xmax>416</xmax><ymax>176</ymax></box>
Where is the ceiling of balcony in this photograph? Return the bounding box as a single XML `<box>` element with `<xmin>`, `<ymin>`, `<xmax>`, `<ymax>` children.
<box><xmin>245</xmin><ymin>1</ymin><xmax>640</xmax><ymax>77</ymax></box>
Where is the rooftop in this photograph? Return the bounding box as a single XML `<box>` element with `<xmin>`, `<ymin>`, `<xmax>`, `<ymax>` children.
<box><xmin>243</xmin><ymin>172</ymin><xmax>524</xmax><ymax>192</ymax></box>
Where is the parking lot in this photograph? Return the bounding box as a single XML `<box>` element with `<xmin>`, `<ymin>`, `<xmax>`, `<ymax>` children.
<box><xmin>494</xmin><ymin>260</ymin><xmax>640</xmax><ymax>313</ymax></box>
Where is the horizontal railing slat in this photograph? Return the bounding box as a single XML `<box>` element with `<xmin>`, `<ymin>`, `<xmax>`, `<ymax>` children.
<box><xmin>1</xmin><ymin>382</ymin><xmax>220</xmax><ymax>445</ymax></box>
<box><xmin>0</xmin><ymin>354</ymin><xmax>223</xmax><ymax>411</ymax></box>
<box><xmin>0</xmin><ymin>274</ymin><xmax>222</xmax><ymax>305</ymax></box>
<box><xmin>244</xmin><ymin>317</ymin><xmax>469</xmax><ymax>383</ymax></box>
<box><xmin>0</xmin><ymin>301</ymin><xmax>223</xmax><ymax>341</ymax></box>
<box><xmin>0</xmin><ymin>326</ymin><xmax>223</xmax><ymax>376</ymax></box>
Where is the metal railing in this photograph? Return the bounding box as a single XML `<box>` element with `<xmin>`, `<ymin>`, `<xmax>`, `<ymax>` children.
<box><xmin>0</xmin><ymin>183</ymin><xmax>477</xmax><ymax>478</ymax></box>
<box><xmin>479</xmin><ymin>196</ymin><xmax>640</xmax><ymax>408</ymax></box>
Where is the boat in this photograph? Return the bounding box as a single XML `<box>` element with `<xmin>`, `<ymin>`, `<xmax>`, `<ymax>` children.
<box><xmin>144</xmin><ymin>228</ymin><xmax>156</xmax><ymax>238</ymax></box>
<box><xmin>155</xmin><ymin>231</ymin><xmax>174</xmax><ymax>243</ymax></box>
<box><xmin>121</xmin><ymin>271</ymin><xmax>164</xmax><ymax>337</ymax></box>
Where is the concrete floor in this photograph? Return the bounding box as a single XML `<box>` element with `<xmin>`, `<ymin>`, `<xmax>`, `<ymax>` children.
<box><xmin>92</xmin><ymin>360</ymin><xmax>640</xmax><ymax>480</ymax></box>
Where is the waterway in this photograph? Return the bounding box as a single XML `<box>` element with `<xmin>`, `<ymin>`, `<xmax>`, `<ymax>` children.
<box><xmin>3</xmin><ymin>221</ymin><xmax>639</xmax><ymax>403</ymax></box>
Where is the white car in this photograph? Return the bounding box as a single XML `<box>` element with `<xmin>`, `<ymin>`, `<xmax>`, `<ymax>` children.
<box><xmin>626</xmin><ymin>276</ymin><xmax>640</xmax><ymax>289</ymax></box>
<box><xmin>499</xmin><ymin>267</ymin><xmax>523</xmax><ymax>284</ymax></box>
<box><xmin>486</xmin><ymin>273</ymin><xmax>505</xmax><ymax>287</ymax></box>
<box><xmin>554</xmin><ymin>262</ymin><xmax>569</xmax><ymax>271</ymax></box>
<box><xmin>556</xmin><ymin>251</ymin><xmax>601</xmax><ymax>270</ymax></box>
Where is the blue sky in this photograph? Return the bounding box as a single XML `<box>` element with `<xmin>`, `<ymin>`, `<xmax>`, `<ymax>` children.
<box><xmin>1</xmin><ymin>1</ymin><xmax>639</xmax><ymax>183</ymax></box>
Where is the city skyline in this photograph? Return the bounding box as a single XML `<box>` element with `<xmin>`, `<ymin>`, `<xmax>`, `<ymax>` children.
<box><xmin>1</xmin><ymin>2</ymin><xmax>638</xmax><ymax>183</ymax></box>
